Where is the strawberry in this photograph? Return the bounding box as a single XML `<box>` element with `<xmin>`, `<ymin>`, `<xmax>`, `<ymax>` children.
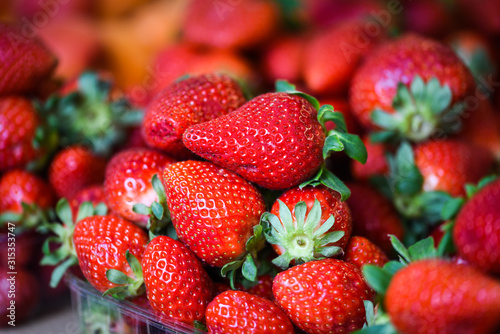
<box><xmin>182</xmin><ymin>0</ymin><xmax>278</xmax><ymax>50</ymax></box>
<box><xmin>346</xmin><ymin>183</ymin><xmax>404</xmax><ymax>255</ymax></box>
<box><xmin>262</xmin><ymin>35</ymin><xmax>304</xmax><ymax>85</ymax></box>
<box><xmin>49</xmin><ymin>146</ymin><xmax>107</xmax><ymax>199</ymax></box>
<box><xmin>0</xmin><ymin>269</ymin><xmax>40</xmax><ymax>326</ymax></box>
<box><xmin>349</xmin><ymin>33</ymin><xmax>475</xmax><ymax>142</ymax></box>
<box><xmin>342</xmin><ymin>236</ymin><xmax>389</xmax><ymax>270</ymax></box>
<box><xmin>183</xmin><ymin>82</ymin><xmax>367</xmax><ymax>194</ymax></box>
<box><xmin>401</xmin><ymin>0</ymin><xmax>453</xmax><ymax>37</ymax></box>
<box><xmin>385</xmin><ymin>259</ymin><xmax>500</xmax><ymax>334</ymax></box>
<box><xmin>453</xmin><ymin>177</ymin><xmax>500</xmax><ymax>275</ymax></box>
<box><xmin>73</xmin><ymin>214</ymin><xmax>149</xmax><ymax>293</ymax></box>
<box><xmin>457</xmin><ymin>0</ymin><xmax>500</xmax><ymax>34</ymax></box>
<box><xmin>351</xmin><ymin>136</ymin><xmax>388</xmax><ymax>181</ymax></box>
<box><xmin>0</xmin><ymin>230</ymin><xmax>42</xmax><ymax>269</ymax></box>
<box><xmin>205</xmin><ymin>290</ymin><xmax>294</xmax><ymax>334</ymax></box>
<box><xmin>0</xmin><ymin>23</ymin><xmax>57</xmax><ymax>95</ymax></box>
<box><xmin>161</xmin><ymin>160</ymin><xmax>266</xmax><ymax>277</ymax></box>
<box><xmin>142</xmin><ymin>73</ymin><xmax>246</xmax><ymax>159</ymax></box>
<box><xmin>104</xmin><ymin>148</ymin><xmax>175</xmax><ymax>227</ymax></box>
<box><xmin>0</xmin><ymin>169</ymin><xmax>55</xmax><ymax>229</ymax></box>
<box><xmin>273</xmin><ymin>258</ymin><xmax>373</xmax><ymax>334</ymax></box>
<box><xmin>141</xmin><ymin>235</ymin><xmax>212</xmax><ymax>324</ymax></box>
<box><xmin>241</xmin><ymin>274</ymin><xmax>275</xmax><ymax>301</ymax></box>
<box><xmin>263</xmin><ymin>185</ymin><xmax>352</xmax><ymax>269</ymax></box>
<box><xmin>303</xmin><ymin>20</ymin><xmax>383</xmax><ymax>95</ymax></box>
<box><xmin>414</xmin><ymin>140</ymin><xmax>493</xmax><ymax>197</ymax></box>
<box><xmin>459</xmin><ymin>99</ymin><xmax>500</xmax><ymax>160</ymax></box>
<box><xmin>0</xmin><ymin>97</ymin><xmax>42</xmax><ymax>171</ymax></box>
<box><xmin>40</xmin><ymin>72</ymin><xmax>143</xmax><ymax>157</ymax></box>
<box><xmin>69</xmin><ymin>185</ymin><xmax>106</xmax><ymax>218</ymax></box>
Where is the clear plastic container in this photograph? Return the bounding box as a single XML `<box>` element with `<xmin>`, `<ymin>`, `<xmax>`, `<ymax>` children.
<box><xmin>66</xmin><ymin>273</ymin><xmax>206</xmax><ymax>334</ymax></box>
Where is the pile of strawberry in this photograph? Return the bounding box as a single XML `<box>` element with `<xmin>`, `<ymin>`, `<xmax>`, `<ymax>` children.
<box><xmin>2</xmin><ymin>0</ymin><xmax>500</xmax><ymax>333</ymax></box>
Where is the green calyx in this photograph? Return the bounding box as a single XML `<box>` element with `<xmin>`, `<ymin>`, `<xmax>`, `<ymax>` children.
<box><xmin>371</xmin><ymin>76</ymin><xmax>464</xmax><ymax>143</ymax></box>
<box><xmin>103</xmin><ymin>250</ymin><xmax>145</xmax><ymax>300</ymax></box>
<box><xmin>132</xmin><ymin>174</ymin><xmax>176</xmax><ymax>240</ymax></box>
<box><xmin>39</xmin><ymin>198</ymin><xmax>108</xmax><ymax>288</ymax></box>
<box><xmin>39</xmin><ymin>72</ymin><xmax>143</xmax><ymax>157</ymax></box>
<box><xmin>262</xmin><ymin>199</ymin><xmax>344</xmax><ymax>270</ymax></box>
<box><xmin>0</xmin><ymin>202</ymin><xmax>54</xmax><ymax>233</ymax></box>
<box><xmin>221</xmin><ymin>222</ymin><xmax>267</xmax><ymax>289</ymax></box>
<box><xmin>276</xmin><ymin>81</ymin><xmax>367</xmax><ymax>201</ymax></box>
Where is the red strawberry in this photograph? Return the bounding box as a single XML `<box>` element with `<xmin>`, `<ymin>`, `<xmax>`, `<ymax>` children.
<box><xmin>273</xmin><ymin>258</ymin><xmax>373</xmax><ymax>334</ymax></box>
<box><xmin>141</xmin><ymin>235</ymin><xmax>212</xmax><ymax>324</ymax></box>
<box><xmin>454</xmin><ymin>178</ymin><xmax>500</xmax><ymax>275</ymax></box>
<box><xmin>0</xmin><ymin>231</ymin><xmax>42</xmax><ymax>268</ymax></box>
<box><xmin>0</xmin><ymin>23</ymin><xmax>57</xmax><ymax>95</ymax></box>
<box><xmin>414</xmin><ymin>139</ymin><xmax>493</xmax><ymax>197</ymax></box>
<box><xmin>206</xmin><ymin>290</ymin><xmax>294</xmax><ymax>334</ymax></box>
<box><xmin>0</xmin><ymin>269</ymin><xmax>40</xmax><ymax>326</ymax></box>
<box><xmin>183</xmin><ymin>0</ymin><xmax>278</xmax><ymax>50</ymax></box>
<box><xmin>161</xmin><ymin>160</ymin><xmax>266</xmax><ymax>268</ymax></box>
<box><xmin>459</xmin><ymin>99</ymin><xmax>500</xmax><ymax>160</ymax></box>
<box><xmin>262</xmin><ymin>35</ymin><xmax>305</xmax><ymax>84</ymax></box>
<box><xmin>303</xmin><ymin>20</ymin><xmax>384</xmax><ymax>95</ymax></box>
<box><xmin>342</xmin><ymin>236</ymin><xmax>389</xmax><ymax>269</ymax></box>
<box><xmin>242</xmin><ymin>274</ymin><xmax>275</xmax><ymax>301</ymax></box>
<box><xmin>73</xmin><ymin>214</ymin><xmax>148</xmax><ymax>293</ymax></box>
<box><xmin>349</xmin><ymin>33</ymin><xmax>475</xmax><ymax>141</ymax></box>
<box><xmin>104</xmin><ymin>148</ymin><xmax>175</xmax><ymax>226</ymax></box>
<box><xmin>346</xmin><ymin>183</ymin><xmax>405</xmax><ymax>255</ymax></box>
<box><xmin>385</xmin><ymin>259</ymin><xmax>500</xmax><ymax>334</ymax></box>
<box><xmin>49</xmin><ymin>146</ymin><xmax>106</xmax><ymax>199</ymax></box>
<box><xmin>183</xmin><ymin>93</ymin><xmax>324</xmax><ymax>190</ymax></box>
<box><xmin>0</xmin><ymin>169</ymin><xmax>55</xmax><ymax>214</ymax></box>
<box><xmin>264</xmin><ymin>185</ymin><xmax>352</xmax><ymax>269</ymax></box>
<box><xmin>0</xmin><ymin>97</ymin><xmax>42</xmax><ymax>171</ymax></box>
<box><xmin>457</xmin><ymin>0</ymin><xmax>500</xmax><ymax>34</ymax></box>
<box><xmin>351</xmin><ymin>136</ymin><xmax>388</xmax><ymax>180</ymax></box>
<box><xmin>401</xmin><ymin>0</ymin><xmax>453</xmax><ymax>37</ymax></box>
<box><xmin>69</xmin><ymin>185</ymin><xmax>107</xmax><ymax>218</ymax></box>
<box><xmin>142</xmin><ymin>73</ymin><xmax>246</xmax><ymax>158</ymax></box>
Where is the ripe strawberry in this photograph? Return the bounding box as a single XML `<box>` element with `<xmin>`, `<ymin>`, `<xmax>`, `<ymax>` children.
<box><xmin>69</xmin><ymin>185</ymin><xmax>106</xmax><ymax>218</ymax></box>
<box><xmin>242</xmin><ymin>274</ymin><xmax>274</xmax><ymax>301</ymax></box>
<box><xmin>459</xmin><ymin>99</ymin><xmax>500</xmax><ymax>160</ymax></box>
<box><xmin>0</xmin><ymin>97</ymin><xmax>42</xmax><ymax>171</ymax></box>
<box><xmin>183</xmin><ymin>93</ymin><xmax>324</xmax><ymax>190</ymax></box>
<box><xmin>303</xmin><ymin>20</ymin><xmax>383</xmax><ymax>95</ymax></box>
<box><xmin>262</xmin><ymin>35</ymin><xmax>304</xmax><ymax>84</ymax></box>
<box><xmin>206</xmin><ymin>290</ymin><xmax>294</xmax><ymax>334</ymax></box>
<box><xmin>73</xmin><ymin>214</ymin><xmax>149</xmax><ymax>293</ymax></box>
<box><xmin>183</xmin><ymin>0</ymin><xmax>278</xmax><ymax>50</ymax></box>
<box><xmin>457</xmin><ymin>0</ymin><xmax>500</xmax><ymax>34</ymax></box>
<box><xmin>49</xmin><ymin>146</ymin><xmax>106</xmax><ymax>199</ymax></box>
<box><xmin>142</xmin><ymin>235</ymin><xmax>212</xmax><ymax>324</ymax></box>
<box><xmin>0</xmin><ymin>269</ymin><xmax>40</xmax><ymax>326</ymax></box>
<box><xmin>349</xmin><ymin>33</ymin><xmax>475</xmax><ymax>141</ymax></box>
<box><xmin>414</xmin><ymin>139</ymin><xmax>493</xmax><ymax>197</ymax></box>
<box><xmin>346</xmin><ymin>183</ymin><xmax>404</xmax><ymax>255</ymax></box>
<box><xmin>385</xmin><ymin>259</ymin><xmax>500</xmax><ymax>334</ymax></box>
<box><xmin>263</xmin><ymin>186</ymin><xmax>352</xmax><ymax>269</ymax></box>
<box><xmin>342</xmin><ymin>236</ymin><xmax>389</xmax><ymax>270</ymax></box>
<box><xmin>401</xmin><ymin>0</ymin><xmax>453</xmax><ymax>37</ymax></box>
<box><xmin>0</xmin><ymin>23</ymin><xmax>57</xmax><ymax>95</ymax></box>
<box><xmin>161</xmin><ymin>160</ymin><xmax>266</xmax><ymax>269</ymax></box>
<box><xmin>454</xmin><ymin>178</ymin><xmax>500</xmax><ymax>275</ymax></box>
<box><xmin>273</xmin><ymin>258</ymin><xmax>373</xmax><ymax>334</ymax></box>
<box><xmin>104</xmin><ymin>148</ymin><xmax>175</xmax><ymax>226</ymax></box>
<box><xmin>351</xmin><ymin>136</ymin><xmax>388</xmax><ymax>181</ymax></box>
<box><xmin>142</xmin><ymin>73</ymin><xmax>246</xmax><ymax>158</ymax></box>
<box><xmin>0</xmin><ymin>169</ymin><xmax>55</xmax><ymax>214</ymax></box>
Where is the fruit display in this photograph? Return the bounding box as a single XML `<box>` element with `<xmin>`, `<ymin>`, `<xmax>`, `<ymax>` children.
<box><xmin>1</xmin><ymin>0</ymin><xmax>500</xmax><ymax>333</ymax></box>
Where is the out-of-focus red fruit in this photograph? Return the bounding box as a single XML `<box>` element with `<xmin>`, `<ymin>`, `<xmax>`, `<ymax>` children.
<box><xmin>346</xmin><ymin>183</ymin><xmax>405</xmax><ymax>255</ymax></box>
<box><xmin>457</xmin><ymin>0</ymin><xmax>500</xmax><ymax>34</ymax></box>
<box><xmin>351</xmin><ymin>136</ymin><xmax>388</xmax><ymax>180</ymax></box>
<box><xmin>0</xmin><ymin>269</ymin><xmax>40</xmax><ymax>327</ymax></box>
<box><xmin>0</xmin><ymin>231</ymin><xmax>43</xmax><ymax>269</ymax></box>
<box><xmin>37</xmin><ymin>16</ymin><xmax>99</xmax><ymax>80</ymax></box>
<box><xmin>262</xmin><ymin>35</ymin><xmax>305</xmax><ymax>84</ymax></box>
<box><xmin>12</xmin><ymin>0</ymin><xmax>89</xmax><ymax>20</ymax></box>
<box><xmin>69</xmin><ymin>185</ymin><xmax>106</xmax><ymax>218</ymax></box>
<box><xmin>183</xmin><ymin>0</ymin><xmax>279</xmax><ymax>50</ymax></box>
<box><xmin>401</xmin><ymin>0</ymin><xmax>452</xmax><ymax>37</ymax></box>
<box><xmin>304</xmin><ymin>19</ymin><xmax>384</xmax><ymax>95</ymax></box>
